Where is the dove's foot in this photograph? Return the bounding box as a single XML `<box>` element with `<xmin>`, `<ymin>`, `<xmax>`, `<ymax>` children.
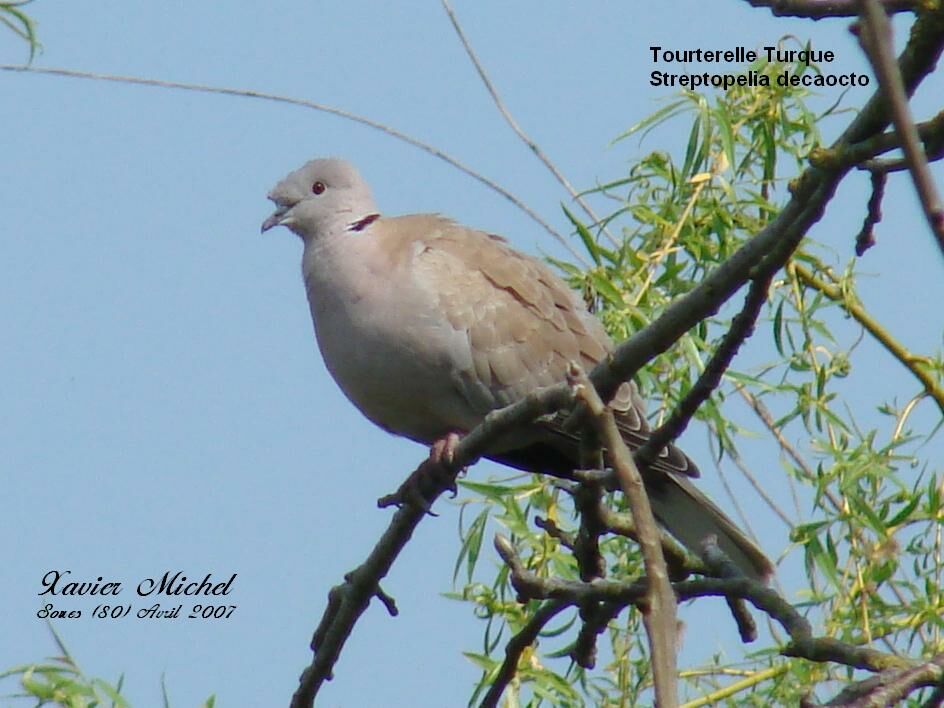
<box><xmin>428</xmin><ymin>431</ymin><xmax>461</xmax><ymax>467</ymax></box>
<box><xmin>377</xmin><ymin>432</ymin><xmax>463</xmax><ymax>513</ymax></box>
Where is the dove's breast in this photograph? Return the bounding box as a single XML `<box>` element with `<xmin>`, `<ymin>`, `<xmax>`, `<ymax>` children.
<box><xmin>300</xmin><ymin>230</ymin><xmax>483</xmax><ymax>443</ymax></box>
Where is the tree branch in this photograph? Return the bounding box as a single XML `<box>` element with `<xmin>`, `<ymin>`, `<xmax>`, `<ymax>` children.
<box><xmin>636</xmin><ymin>272</ymin><xmax>774</xmax><ymax>468</ymax></box>
<box><xmin>856</xmin><ymin>0</ymin><xmax>944</xmax><ymax>255</ymax></box>
<box><xmin>743</xmin><ymin>0</ymin><xmax>917</xmax><ymax>19</ymax></box>
<box><xmin>478</xmin><ymin>599</ymin><xmax>571</xmax><ymax>708</ymax></box>
<box><xmin>0</xmin><ymin>64</ymin><xmax>587</xmax><ymax>264</ymax></box>
<box><xmin>496</xmin><ymin>543</ymin><xmax>921</xmax><ymax>676</ymax></box>
<box><xmin>792</xmin><ymin>262</ymin><xmax>944</xmax><ymax>412</ymax></box>
<box><xmin>569</xmin><ymin>365</ymin><xmax>679</xmax><ymax>707</ymax></box>
<box><xmin>290</xmin><ymin>384</ymin><xmax>576</xmax><ymax>707</ymax></box>
<box><xmin>440</xmin><ymin>0</ymin><xmax>621</xmax><ymax>249</ymax></box>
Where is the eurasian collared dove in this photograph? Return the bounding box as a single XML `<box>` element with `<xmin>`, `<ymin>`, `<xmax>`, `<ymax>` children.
<box><xmin>262</xmin><ymin>157</ymin><xmax>773</xmax><ymax>581</ymax></box>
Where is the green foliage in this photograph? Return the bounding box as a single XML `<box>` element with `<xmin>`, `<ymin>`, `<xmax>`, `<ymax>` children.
<box><xmin>1</xmin><ymin>625</ymin><xmax>216</xmax><ymax>708</ymax></box>
<box><xmin>1</xmin><ymin>0</ymin><xmax>40</xmax><ymax>61</ymax></box>
<box><xmin>452</xmin><ymin>44</ymin><xmax>944</xmax><ymax>706</ymax></box>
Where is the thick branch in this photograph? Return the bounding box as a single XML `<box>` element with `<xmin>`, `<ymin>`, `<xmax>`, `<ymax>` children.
<box><xmin>743</xmin><ymin>0</ymin><xmax>917</xmax><ymax>18</ymax></box>
<box><xmin>810</xmin><ymin>110</ymin><xmax>944</xmax><ymax>171</ymax></box>
<box><xmin>290</xmin><ymin>385</ymin><xmax>575</xmax><ymax>707</ymax></box>
<box><xmin>478</xmin><ymin>599</ymin><xmax>571</xmax><ymax>708</ymax></box>
<box><xmin>570</xmin><ymin>365</ymin><xmax>679</xmax><ymax>707</ymax></box>
<box><xmin>496</xmin><ymin>544</ymin><xmax>916</xmax><ymax>675</ymax></box>
<box><xmin>819</xmin><ymin>653</ymin><xmax>944</xmax><ymax>705</ymax></box>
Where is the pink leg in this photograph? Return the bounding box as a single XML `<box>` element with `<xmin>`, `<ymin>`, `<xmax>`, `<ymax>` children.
<box><xmin>428</xmin><ymin>431</ymin><xmax>461</xmax><ymax>466</ymax></box>
<box><xmin>378</xmin><ymin>431</ymin><xmax>465</xmax><ymax>512</ymax></box>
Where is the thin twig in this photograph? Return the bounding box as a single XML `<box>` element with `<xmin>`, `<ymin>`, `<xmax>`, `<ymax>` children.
<box><xmin>856</xmin><ymin>0</ymin><xmax>944</xmax><ymax>255</ymax></box>
<box><xmin>440</xmin><ymin>0</ymin><xmax>620</xmax><ymax>250</ymax></box>
<box><xmin>717</xmin><ymin>432</ymin><xmax>794</xmax><ymax>528</ymax></box>
<box><xmin>0</xmin><ymin>64</ymin><xmax>588</xmax><ymax>264</ymax></box>
<box><xmin>709</xmin><ymin>440</ymin><xmax>766</xmax><ymax>543</ymax></box>
<box><xmin>735</xmin><ymin>384</ymin><xmax>809</xmax><ymax>519</ymax></box>
<box><xmin>534</xmin><ymin>515</ymin><xmax>577</xmax><ymax>550</ymax></box>
<box><xmin>856</xmin><ymin>168</ymin><xmax>886</xmax><ymax>255</ymax></box>
<box><xmin>701</xmin><ymin>538</ymin><xmax>758</xmax><ymax>643</ymax></box>
<box><xmin>860</xmin><ymin>135</ymin><xmax>944</xmax><ymax>172</ymax></box>
<box><xmin>636</xmin><ymin>272</ymin><xmax>774</xmax><ymax>467</ymax></box>
<box><xmin>792</xmin><ymin>262</ymin><xmax>944</xmax><ymax>412</ymax></box>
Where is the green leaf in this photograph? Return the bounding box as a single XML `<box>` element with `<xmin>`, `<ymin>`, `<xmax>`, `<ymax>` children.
<box><xmin>589</xmin><ymin>271</ymin><xmax>625</xmax><ymax>308</ymax></box>
<box><xmin>454</xmin><ymin>508</ymin><xmax>489</xmax><ymax>583</ymax></box>
<box><xmin>773</xmin><ymin>300</ymin><xmax>786</xmax><ymax>356</ymax></box>
<box><xmin>681</xmin><ymin>113</ymin><xmax>702</xmax><ymax>179</ymax></box>
<box><xmin>612</xmin><ymin>98</ymin><xmax>690</xmax><ymax>143</ymax></box>
<box><xmin>886</xmin><ymin>493</ymin><xmax>921</xmax><ymax>527</ymax></box>
<box><xmin>562</xmin><ymin>204</ymin><xmax>601</xmax><ymax>266</ymax></box>
<box><xmin>715</xmin><ymin>104</ymin><xmax>737</xmax><ymax>174</ymax></box>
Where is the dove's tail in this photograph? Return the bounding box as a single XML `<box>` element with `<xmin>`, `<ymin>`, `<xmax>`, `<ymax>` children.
<box><xmin>645</xmin><ymin>473</ymin><xmax>773</xmax><ymax>582</ymax></box>
<box><xmin>490</xmin><ymin>438</ymin><xmax>773</xmax><ymax>582</ymax></box>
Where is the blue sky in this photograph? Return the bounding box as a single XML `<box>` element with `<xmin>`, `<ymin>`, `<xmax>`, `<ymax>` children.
<box><xmin>2</xmin><ymin>2</ymin><xmax>942</xmax><ymax>706</ymax></box>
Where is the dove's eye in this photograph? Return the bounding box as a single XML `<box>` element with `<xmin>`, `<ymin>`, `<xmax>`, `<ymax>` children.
<box><xmin>311</xmin><ymin>181</ymin><xmax>326</xmax><ymax>195</ymax></box>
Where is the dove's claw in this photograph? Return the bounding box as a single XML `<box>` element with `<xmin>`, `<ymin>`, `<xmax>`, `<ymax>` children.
<box><xmin>377</xmin><ymin>432</ymin><xmax>464</xmax><ymax>512</ymax></box>
<box><xmin>428</xmin><ymin>431</ymin><xmax>461</xmax><ymax>466</ymax></box>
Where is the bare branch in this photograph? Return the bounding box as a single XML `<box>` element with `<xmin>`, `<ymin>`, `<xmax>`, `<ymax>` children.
<box><xmin>440</xmin><ymin>0</ymin><xmax>620</xmax><ymax>249</ymax></box>
<box><xmin>859</xmin><ymin>124</ymin><xmax>944</xmax><ymax>172</ymax></box>
<box><xmin>636</xmin><ymin>272</ymin><xmax>774</xmax><ymax>468</ymax></box>
<box><xmin>811</xmin><ymin>110</ymin><xmax>944</xmax><ymax>171</ymax></box>
<box><xmin>497</xmin><ymin>543</ymin><xmax>919</xmax><ymax>675</ymax></box>
<box><xmin>290</xmin><ymin>384</ymin><xmax>576</xmax><ymax>706</ymax></box>
<box><xmin>572</xmin><ymin>601</ymin><xmax>625</xmax><ymax>669</ymax></box>
<box><xmin>856</xmin><ymin>168</ymin><xmax>886</xmax><ymax>254</ymax></box>
<box><xmin>569</xmin><ymin>364</ymin><xmax>679</xmax><ymax>707</ymax></box>
<box><xmin>820</xmin><ymin>653</ymin><xmax>944</xmax><ymax>705</ymax></box>
<box><xmin>856</xmin><ymin>0</ymin><xmax>944</xmax><ymax>255</ymax></box>
<box><xmin>743</xmin><ymin>0</ymin><xmax>917</xmax><ymax>19</ymax></box>
<box><xmin>700</xmin><ymin>537</ymin><xmax>758</xmax><ymax>643</ymax></box>
<box><xmin>572</xmin><ymin>479</ymin><xmax>608</xmax><ymax>581</ymax></box>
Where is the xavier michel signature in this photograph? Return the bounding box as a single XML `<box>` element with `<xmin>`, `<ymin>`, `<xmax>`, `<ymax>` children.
<box><xmin>36</xmin><ymin>569</ymin><xmax>238</xmax><ymax>620</ymax></box>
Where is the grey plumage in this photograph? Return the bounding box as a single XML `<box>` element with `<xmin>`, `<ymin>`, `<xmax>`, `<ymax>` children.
<box><xmin>263</xmin><ymin>157</ymin><xmax>773</xmax><ymax>581</ymax></box>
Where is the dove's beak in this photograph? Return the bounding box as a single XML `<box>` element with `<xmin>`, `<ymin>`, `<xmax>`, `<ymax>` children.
<box><xmin>261</xmin><ymin>204</ymin><xmax>292</xmax><ymax>233</ymax></box>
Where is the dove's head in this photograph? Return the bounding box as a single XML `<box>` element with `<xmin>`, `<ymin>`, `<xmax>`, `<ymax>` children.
<box><xmin>261</xmin><ymin>158</ymin><xmax>378</xmax><ymax>241</ymax></box>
